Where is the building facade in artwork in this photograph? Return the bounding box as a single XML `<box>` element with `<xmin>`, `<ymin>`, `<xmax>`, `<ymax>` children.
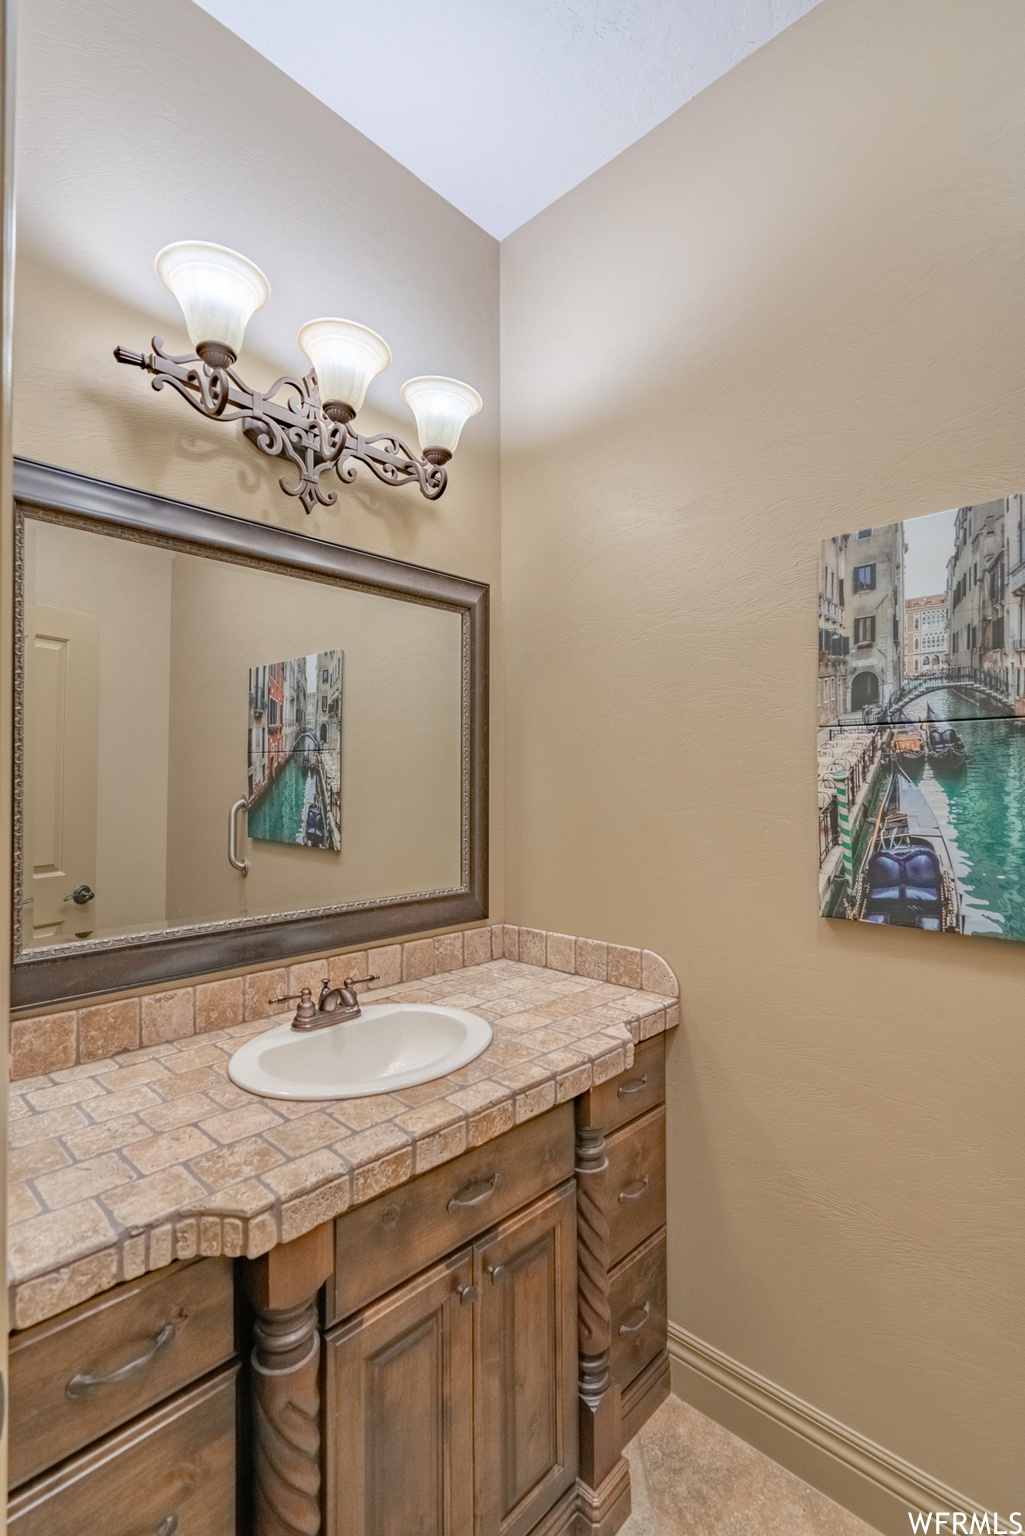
<box><xmin>1001</xmin><ymin>494</ymin><xmax>1025</xmax><ymax>711</ymax></box>
<box><xmin>283</xmin><ymin>653</ymin><xmax>308</xmax><ymax>757</ymax></box>
<box><xmin>905</xmin><ymin>594</ymin><xmax>947</xmax><ymax>675</ymax></box>
<box><xmin>315</xmin><ymin>650</ymin><xmax>343</xmax><ymax>841</ymax></box>
<box><xmin>818</xmin><ymin>534</ymin><xmax>849</xmax><ymax>726</ymax></box>
<box><xmin>845</xmin><ymin>523</ymin><xmax>904</xmax><ymax>715</ymax></box>
<box><xmin>948</xmin><ymin>501</ymin><xmax>1002</xmax><ymax>679</ymax></box>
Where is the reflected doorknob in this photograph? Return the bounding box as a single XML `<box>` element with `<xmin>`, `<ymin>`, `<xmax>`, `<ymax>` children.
<box><xmin>64</xmin><ymin>885</ymin><xmax>95</xmax><ymax>905</ymax></box>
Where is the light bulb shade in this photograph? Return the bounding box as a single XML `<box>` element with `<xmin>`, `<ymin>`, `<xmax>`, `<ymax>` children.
<box><xmin>297</xmin><ymin>318</ymin><xmax>391</xmax><ymax>415</ymax></box>
<box><xmin>155</xmin><ymin>241</ymin><xmax>270</xmax><ymax>359</ymax></box>
<box><xmin>400</xmin><ymin>376</ymin><xmax>483</xmax><ymax>457</ymax></box>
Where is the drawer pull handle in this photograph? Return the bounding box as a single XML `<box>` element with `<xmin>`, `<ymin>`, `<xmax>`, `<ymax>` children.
<box><xmin>66</xmin><ymin>1322</ymin><xmax>176</xmax><ymax>1397</ymax></box>
<box><xmin>155</xmin><ymin>1519</ymin><xmax>179</xmax><ymax>1536</ymax></box>
<box><xmin>618</xmin><ymin>1074</ymin><xmax>649</xmax><ymax>1097</ymax></box>
<box><xmin>618</xmin><ymin>1177</ymin><xmax>649</xmax><ymax>1203</ymax></box>
<box><xmin>618</xmin><ymin>1301</ymin><xmax>651</xmax><ymax>1337</ymax></box>
<box><xmin>447</xmin><ymin>1173</ymin><xmax>499</xmax><ymax>1212</ymax></box>
<box><xmin>487</xmin><ymin>1264</ymin><xmax>507</xmax><ymax>1285</ymax></box>
<box><xmin>457</xmin><ymin>1284</ymin><xmax>477</xmax><ymax>1307</ymax></box>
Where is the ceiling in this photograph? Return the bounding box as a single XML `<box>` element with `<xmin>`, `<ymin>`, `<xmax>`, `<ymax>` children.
<box><xmin>192</xmin><ymin>0</ymin><xmax>824</xmax><ymax>240</ymax></box>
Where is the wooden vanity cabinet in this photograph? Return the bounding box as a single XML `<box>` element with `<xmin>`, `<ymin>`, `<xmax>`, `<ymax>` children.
<box><xmin>577</xmin><ymin>1035</ymin><xmax>670</xmax><ymax>1448</ymax></box>
<box><xmin>325</xmin><ymin>1182</ymin><xmax>578</xmax><ymax>1536</ymax></box>
<box><xmin>8</xmin><ymin>1255</ymin><xmax>236</xmax><ymax>1489</ymax></box>
<box><xmin>8</xmin><ymin>1257</ymin><xmax>239</xmax><ymax>1536</ymax></box>
<box><xmin>8</xmin><ymin>1367</ymin><xmax>239</xmax><ymax>1536</ymax></box>
<box><xmin>472</xmin><ymin>1181</ymin><xmax>578</xmax><ymax>1536</ymax></box>
<box><xmin>325</xmin><ymin>1248</ymin><xmax>476</xmax><ymax>1536</ymax></box>
<box><xmin>8</xmin><ymin>1031</ymin><xmax>671</xmax><ymax>1536</ymax></box>
<box><xmin>323</xmin><ymin>1106</ymin><xmax>579</xmax><ymax>1536</ymax></box>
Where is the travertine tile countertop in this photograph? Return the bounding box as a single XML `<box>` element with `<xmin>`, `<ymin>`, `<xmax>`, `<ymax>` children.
<box><xmin>8</xmin><ymin>943</ymin><xmax>679</xmax><ymax>1329</ymax></box>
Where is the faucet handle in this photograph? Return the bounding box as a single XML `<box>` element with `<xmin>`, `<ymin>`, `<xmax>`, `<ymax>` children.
<box><xmin>269</xmin><ymin>986</ymin><xmax>319</xmax><ymax>1024</ymax></box>
<box><xmin>344</xmin><ymin>973</ymin><xmax>380</xmax><ymax>991</ymax></box>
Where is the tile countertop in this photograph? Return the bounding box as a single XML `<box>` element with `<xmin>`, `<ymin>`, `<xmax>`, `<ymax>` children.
<box><xmin>8</xmin><ymin>958</ymin><xmax>679</xmax><ymax>1329</ymax></box>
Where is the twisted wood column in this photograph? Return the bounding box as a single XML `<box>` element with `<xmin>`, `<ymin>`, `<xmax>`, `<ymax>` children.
<box><xmin>252</xmin><ymin>1300</ymin><xmax>322</xmax><ymax>1536</ymax></box>
<box><xmin>575</xmin><ymin>1117</ymin><xmax>623</xmax><ymax>1496</ymax></box>
<box><xmin>245</xmin><ymin>1223</ymin><xmax>334</xmax><ymax>1536</ymax></box>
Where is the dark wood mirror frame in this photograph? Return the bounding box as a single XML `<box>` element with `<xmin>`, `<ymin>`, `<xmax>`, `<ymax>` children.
<box><xmin>12</xmin><ymin>458</ymin><xmax>488</xmax><ymax>1011</ymax></box>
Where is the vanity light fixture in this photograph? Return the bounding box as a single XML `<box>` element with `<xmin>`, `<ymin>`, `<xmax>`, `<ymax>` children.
<box><xmin>114</xmin><ymin>241</ymin><xmax>483</xmax><ymax>513</ymax></box>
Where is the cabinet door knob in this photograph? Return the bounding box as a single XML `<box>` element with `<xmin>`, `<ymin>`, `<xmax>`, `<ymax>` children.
<box><xmin>617</xmin><ymin>1073</ymin><xmax>648</xmax><ymax>1097</ymax></box>
<box><xmin>457</xmin><ymin>1284</ymin><xmax>477</xmax><ymax>1307</ymax></box>
<box><xmin>618</xmin><ymin>1300</ymin><xmax>651</xmax><ymax>1336</ymax></box>
<box><xmin>618</xmin><ymin>1177</ymin><xmax>649</xmax><ymax>1203</ymax></box>
<box><xmin>66</xmin><ymin>1321</ymin><xmax>177</xmax><ymax>1396</ymax></box>
<box><xmin>154</xmin><ymin>1519</ymin><xmax>179</xmax><ymax>1536</ymax></box>
<box><xmin>487</xmin><ymin>1264</ymin><xmax>507</xmax><ymax>1285</ymax></box>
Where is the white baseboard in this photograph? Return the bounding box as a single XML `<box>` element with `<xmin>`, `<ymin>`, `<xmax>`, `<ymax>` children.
<box><xmin>667</xmin><ymin>1321</ymin><xmax>988</xmax><ymax>1536</ymax></box>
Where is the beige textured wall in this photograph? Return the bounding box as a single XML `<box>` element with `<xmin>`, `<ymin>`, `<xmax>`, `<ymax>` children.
<box><xmin>501</xmin><ymin>0</ymin><xmax>1025</xmax><ymax>1516</ymax></box>
<box><xmin>164</xmin><ymin>552</ymin><xmax>462</xmax><ymax>923</ymax></box>
<box><xmin>13</xmin><ymin>0</ymin><xmax>502</xmax><ymax>920</ymax></box>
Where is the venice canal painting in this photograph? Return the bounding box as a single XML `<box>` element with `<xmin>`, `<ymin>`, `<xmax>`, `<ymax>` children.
<box><xmin>818</xmin><ymin>494</ymin><xmax>1025</xmax><ymax>941</ymax></box>
<box><xmin>247</xmin><ymin>651</ymin><xmax>342</xmax><ymax>852</ymax></box>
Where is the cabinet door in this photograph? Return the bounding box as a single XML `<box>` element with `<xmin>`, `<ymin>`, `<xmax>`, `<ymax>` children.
<box><xmin>473</xmin><ymin>1181</ymin><xmax>578</xmax><ymax>1536</ymax></box>
<box><xmin>325</xmin><ymin>1248</ymin><xmax>475</xmax><ymax>1536</ymax></box>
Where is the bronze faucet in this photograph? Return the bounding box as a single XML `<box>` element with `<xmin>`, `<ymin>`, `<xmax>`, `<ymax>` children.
<box><xmin>269</xmin><ymin>974</ymin><xmax>379</xmax><ymax>1031</ymax></box>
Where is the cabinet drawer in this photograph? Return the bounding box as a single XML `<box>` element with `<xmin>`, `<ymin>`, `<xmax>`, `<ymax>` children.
<box><xmin>330</xmin><ymin>1102</ymin><xmax>574</xmax><ymax>1323</ymax></box>
<box><xmin>9</xmin><ymin>1256</ymin><xmax>236</xmax><ymax>1488</ymax></box>
<box><xmin>609</xmin><ymin>1227</ymin><xmax>667</xmax><ymax>1391</ymax></box>
<box><xmin>580</xmin><ymin>1036</ymin><xmax>665</xmax><ymax>1134</ymax></box>
<box><xmin>8</xmin><ymin>1365</ymin><xmax>238</xmax><ymax>1536</ymax></box>
<box><xmin>603</xmin><ymin>1105</ymin><xmax>666</xmax><ymax>1267</ymax></box>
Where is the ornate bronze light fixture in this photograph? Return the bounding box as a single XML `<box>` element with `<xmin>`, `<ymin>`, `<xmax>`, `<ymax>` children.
<box><xmin>115</xmin><ymin>242</ymin><xmax>482</xmax><ymax>514</ymax></box>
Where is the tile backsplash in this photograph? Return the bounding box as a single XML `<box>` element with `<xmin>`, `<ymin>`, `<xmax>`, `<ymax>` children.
<box><xmin>11</xmin><ymin>924</ymin><xmax>679</xmax><ymax>1081</ymax></box>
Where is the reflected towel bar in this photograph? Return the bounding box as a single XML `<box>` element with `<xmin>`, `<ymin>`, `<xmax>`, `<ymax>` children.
<box><xmin>228</xmin><ymin>798</ymin><xmax>249</xmax><ymax>875</ymax></box>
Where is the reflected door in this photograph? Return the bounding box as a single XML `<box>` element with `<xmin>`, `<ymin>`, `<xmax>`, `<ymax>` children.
<box><xmin>24</xmin><ymin>605</ymin><xmax>99</xmax><ymax>942</ymax></box>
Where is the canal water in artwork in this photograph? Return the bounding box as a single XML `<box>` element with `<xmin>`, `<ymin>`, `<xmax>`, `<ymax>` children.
<box><xmin>904</xmin><ymin>692</ymin><xmax>1025</xmax><ymax>939</ymax></box>
<box><xmin>248</xmin><ymin>753</ymin><xmax>328</xmax><ymax>849</ymax></box>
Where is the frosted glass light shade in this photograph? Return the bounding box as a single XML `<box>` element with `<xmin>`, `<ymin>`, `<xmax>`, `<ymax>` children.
<box><xmin>154</xmin><ymin>241</ymin><xmax>270</xmax><ymax>359</ymax></box>
<box><xmin>297</xmin><ymin>319</ymin><xmax>392</xmax><ymax>415</ymax></box>
<box><xmin>400</xmin><ymin>376</ymin><xmax>483</xmax><ymax>458</ymax></box>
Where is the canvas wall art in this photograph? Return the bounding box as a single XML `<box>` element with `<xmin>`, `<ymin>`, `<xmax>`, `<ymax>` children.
<box><xmin>247</xmin><ymin>650</ymin><xmax>343</xmax><ymax>851</ymax></box>
<box><xmin>818</xmin><ymin>494</ymin><xmax>1025</xmax><ymax>940</ymax></box>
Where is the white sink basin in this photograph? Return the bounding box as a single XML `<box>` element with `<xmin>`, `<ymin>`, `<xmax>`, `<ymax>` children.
<box><xmin>227</xmin><ymin>1003</ymin><xmax>493</xmax><ymax>1100</ymax></box>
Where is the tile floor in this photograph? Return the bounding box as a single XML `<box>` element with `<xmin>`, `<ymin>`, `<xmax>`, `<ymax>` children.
<box><xmin>621</xmin><ymin>1395</ymin><xmax>881</xmax><ymax>1536</ymax></box>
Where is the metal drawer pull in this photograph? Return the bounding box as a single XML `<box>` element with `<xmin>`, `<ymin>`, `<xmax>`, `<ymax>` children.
<box><xmin>66</xmin><ymin>1322</ymin><xmax>176</xmax><ymax>1397</ymax></box>
<box><xmin>447</xmin><ymin>1172</ymin><xmax>499</xmax><ymax>1212</ymax></box>
<box><xmin>457</xmin><ymin>1284</ymin><xmax>477</xmax><ymax>1307</ymax></box>
<box><xmin>155</xmin><ymin>1519</ymin><xmax>178</xmax><ymax>1536</ymax></box>
<box><xmin>618</xmin><ymin>1301</ymin><xmax>651</xmax><ymax>1337</ymax></box>
<box><xmin>618</xmin><ymin>1177</ymin><xmax>649</xmax><ymax>1203</ymax></box>
<box><xmin>487</xmin><ymin>1264</ymin><xmax>507</xmax><ymax>1285</ymax></box>
<box><xmin>617</xmin><ymin>1074</ymin><xmax>648</xmax><ymax>1097</ymax></box>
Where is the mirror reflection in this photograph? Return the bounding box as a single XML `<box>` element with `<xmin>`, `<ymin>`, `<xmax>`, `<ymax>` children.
<box><xmin>20</xmin><ymin>515</ymin><xmax>465</xmax><ymax>951</ymax></box>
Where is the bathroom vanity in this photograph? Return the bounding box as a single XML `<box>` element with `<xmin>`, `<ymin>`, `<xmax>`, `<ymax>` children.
<box><xmin>7</xmin><ymin>943</ymin><xmax>676</xmax><ymax>1536</ymax></box>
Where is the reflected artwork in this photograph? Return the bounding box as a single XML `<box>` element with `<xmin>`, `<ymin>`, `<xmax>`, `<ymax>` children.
<box><xmin>817</xmin><ymin>495</ymin><xmax>1025</xmax><ymax>941</ymax></box>
<box><xmin>247</xmin><ymin>651</ymin><xmax>343</xmax><ymax>851</ymax></box>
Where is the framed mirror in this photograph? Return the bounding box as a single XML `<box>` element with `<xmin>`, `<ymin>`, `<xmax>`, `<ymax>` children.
<box><xmin>13</xmin><ymin>458</ymin><xmax>488</xmax><ymax>1009</ymax></box>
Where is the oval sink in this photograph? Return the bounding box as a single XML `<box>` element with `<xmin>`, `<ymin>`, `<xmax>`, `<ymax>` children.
<box><xmin>227</xmin><ymin>1003</ymin><xmax>493</xmax><ymax>1100</ymax></box>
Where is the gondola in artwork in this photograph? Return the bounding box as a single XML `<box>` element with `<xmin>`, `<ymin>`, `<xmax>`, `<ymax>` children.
<box><xmin>853</xmin><ymin>765</ymin><xmax>962</xmax><ymax>932</ymax></box>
